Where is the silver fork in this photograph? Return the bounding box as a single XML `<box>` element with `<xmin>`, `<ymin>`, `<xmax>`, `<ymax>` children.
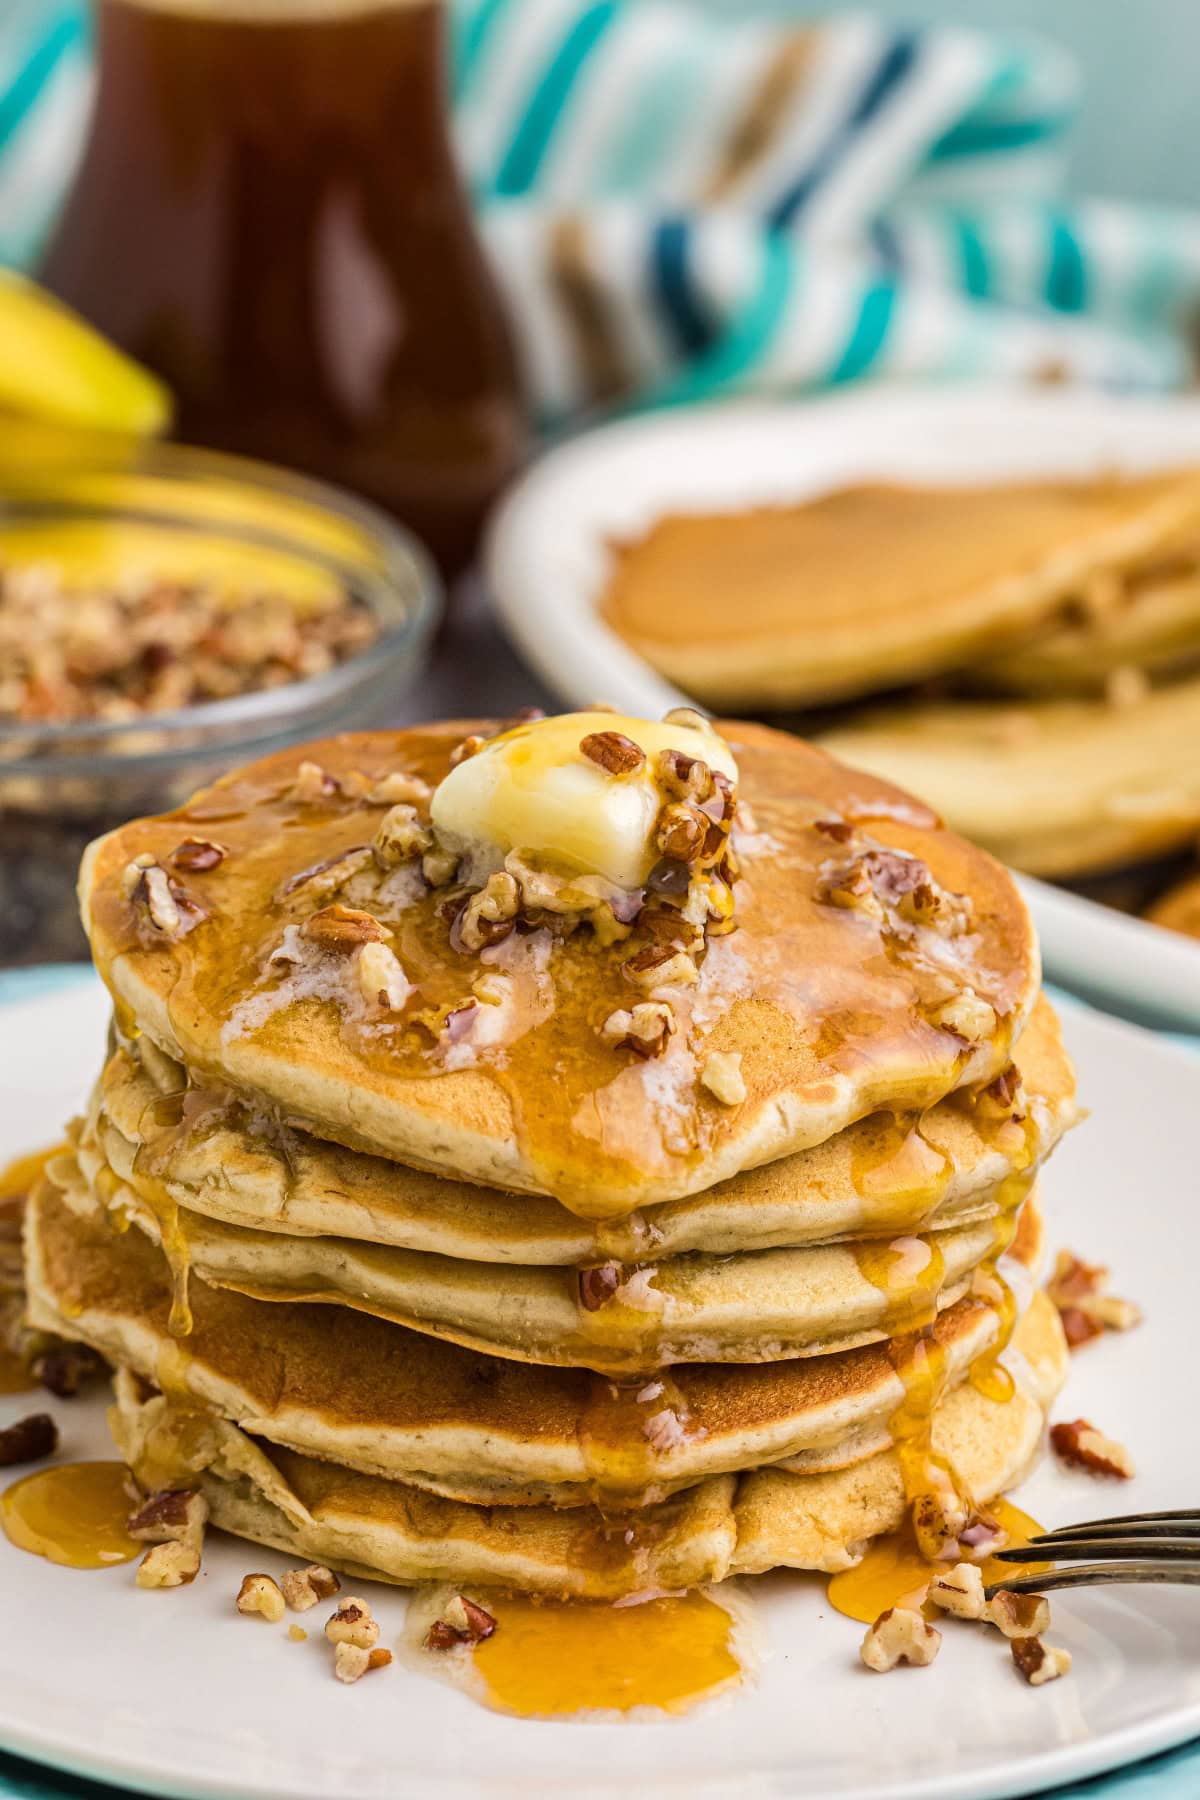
<box><xmin>985</xmin><ymin>1510</ymin><xmax>1200</xmax><ymax>1598</ymax></box>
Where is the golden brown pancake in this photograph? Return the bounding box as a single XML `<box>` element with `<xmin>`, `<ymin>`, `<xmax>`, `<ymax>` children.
<box><xmin>1146</xmin><ymin>869</ymin><xmax>1200</xmax><ymax>940</ymax></box>
<box><xmin>983</xmin><ymin>563</ymin><xmax>1200</xmax><ymax>696</ymax></box>
<box><xmin>91</xmin><ymin>992</ymin><xmax>1075</xmax><ymax>1263</ymax></box>
<box><xmin>70</xmin><ymin>1127</ymin><xmax>1038</xmax><ymax>1373</ymax></box>
<box><xmin>599</xmin><ymin>475</ymin><xmax>1200</xmax><ymax>708</ymax></box>
<box><xmin>78</xmin><ymin>720</ymin><xmax>1039</xmax><ymax>1217</ymax></box>
<box><xmin>25</xmin><ymin>1169</ymin><xmax>1044</xmax><ymax>1509</ymax></box>
<box><xmin>107</xmin><ymin>1288</ymin><xmax>1066</xmax><ymax>1597</ymax></box>
<box><xmin>820</xmin><ymin>675</ymin><xmax>1200</xmax><ymax>878</ymax></box>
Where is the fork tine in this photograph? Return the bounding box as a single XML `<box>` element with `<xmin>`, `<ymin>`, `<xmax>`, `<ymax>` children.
<box><xmin>1043</xmin><ymin>1509</ymin><xmax>1200</xmax><ymax>1531</ymax></box>
<box><xmin>986</xmin><ymin>1564</ymin><xmax>1200</xmax><ymax>1598</ymax></box>
<box><xmin>993</xmin><ymin>1538</ymin><xmax>1200</xmax><ymax>1564</ymax></box>
<box><xmin>1026</xmin><ymin>1520</ymin><xmax>1200</xmax><ymax>1545</ymax></box>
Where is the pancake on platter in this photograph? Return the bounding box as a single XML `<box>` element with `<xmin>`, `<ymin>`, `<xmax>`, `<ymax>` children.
<box><xmin>89</xmin><ymin>990</ymin><xmax>1076</xmax><ymax>1264</ymax></box>
<box><xmin>78</xmin><ymin>714</ymin><xmax>1039</xmax><ymax>1217</ymax></box>
<box><xmin>1145</xmin><ymin>869</ymin><xmax>1200</xmax><ymax>940</ymax></box>
<box><xmin>105</xmin><ymin>1290</ymin><xmax>1066</xmax><ymax>1599</ymax></box>
<box><xmin>597</xmin><ymin>474</ymin><xmax>1200</xmax><ymax>709</ymax></box>
<box><xmin>70</xmin><ymin>1128</ymin><xmax>1041</xmax><ymax>1372</ymax></box>
<box><xmin>982</xmin><ymin>563</ymin><xmax>1200</xmax><ymax>696</ymax></box>
<box><xmin>819</xmin><ymin>675</ymin><xmax>1200</xmax><ymax>878</ymax></box>
<box><xmin>25</xmin><ymin>1170</ymin><xmax>1045</xmax><ymax>1509</ymax></box>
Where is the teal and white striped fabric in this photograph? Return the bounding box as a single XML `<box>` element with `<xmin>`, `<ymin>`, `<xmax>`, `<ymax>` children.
<box><xmin>4</xmin><ymin>0</ymin><xmax>1200</xmax><ymax>424</ymax></box>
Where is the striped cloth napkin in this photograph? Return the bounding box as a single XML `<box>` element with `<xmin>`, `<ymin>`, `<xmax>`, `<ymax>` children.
<box><xmin>5</xmin><ymin>0</ymin><xmax>1200</xmax><ymax>425</ymax></box>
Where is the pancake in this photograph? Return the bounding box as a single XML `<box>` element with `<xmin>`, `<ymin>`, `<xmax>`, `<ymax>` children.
<box><xmin>25</xmin><ymin>1170</ymin><xmax>1044</xmax><ymax>1509</ymax></box>
<box><xmin>1145</xmin><ymin>869</ymin><xmax>1200</xmax><ymax>940</ymax></box>
<box><xmin>78</xmin><ymin>720</ymin><xmax>1039</xmax><ymax>1217</ymax></box>
<box><xmin>820</xmin><ymin>675</ymin><xmax>1200</xmax><ymax>878</ymax></box>
<box><xmin>983</xmin><ymin>565</ymin><xmax>1200</xmax><ymax>696</ymax></box>
<box><xmin>71</xmin><ymin>1129</ymin><xmax>1037</xmax><ymax>1373</ymax></box>
<box><xmin>598</xmin><ymin>475</ymin><xmax>1200</xmax><ymax>709</ymax></box>
<box><xmin>107</xmin><ymin>1291</ymin><xmax>1067</xmax><ymax>1597</ymax></box>
<box><xmin>91</xmin><ymin>991</ymin><xmax>1076</xmax><ymax>1264</ymax></box>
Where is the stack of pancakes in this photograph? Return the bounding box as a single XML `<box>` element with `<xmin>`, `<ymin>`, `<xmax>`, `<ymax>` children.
<box><xmin>601</xmin><ymin>473</ymin><xmax>1200</xmax><ymax>925</ymax></box>
<box><xmin>27</xmin><ymin>717</ymin><xmax>1076</xmax><ymax>1599</ymax></box>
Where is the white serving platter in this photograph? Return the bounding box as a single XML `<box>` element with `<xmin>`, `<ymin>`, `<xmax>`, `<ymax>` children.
<box><xmin>486</xmin><ymin>385</ymin><xmax>1200</xmax><ymax>1031</ymax></box>
<box><xmin>0</xmin><ymin>970</ymin><xmax>1198</xmax><ymax>1800</ymax></box>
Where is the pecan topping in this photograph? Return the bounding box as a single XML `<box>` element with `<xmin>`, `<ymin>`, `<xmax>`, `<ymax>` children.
<box><xmin>32</xmin><ymin>1341</ymin><xmax>105</xmax><ymax>1397</ymax></box>
<box><xmin>365</xmin><ymin>771</ymin><xmax>431</xmax><ymax>808</ymax></box>
<box><xmin>138</xmin><ymin>1540</ymin><xmax>202</xmax><ymax>1588</ymax></box>
<box><xmin>456</xmin><ymin>872</ymin><xmax>520</xmax><ymax>952</ymax></box>
<box><xmin>302</xmin><ymin>904</ymin><xmax>388</xmax><ymax>952</ymax></box>
<box><xmin>170</xmin><ymin>838</ymin><xmax>226</xmax><ymax>873</ymax></box>
<box><xmin>237</xmin><ymin>1573</ymin><xmax>286</xmax><ymax>1621</ymax></box>
<box><xmin>656</xmin><ymin>802</ymin><xmax>708</xmax><ymax>864</ymax></box>
<box><xmin>813</xmin><ymin>817</ymin><xmax>853</xmax><ymax>843</ymax></box>
<box><xmin>985</xmin><ymin>1590</ymin><xmax>1050</xmax><ymax>1639</ymax></box>
<box><xmin>655</xmin><ymin>748</ymin><xmax>714</xmax><ymax>803</ymax></box>
<box><xmin>928</xmin><ymin>1563</ymin><xmax>986</xmax><ymax>1621</ymax></box>
<box><xmin>123</xmin><ymin>856</ymin><xmax>206</xmax><ymax>941</ymax></box>
<box><xmin>449</xmin><ymin>734</ymin><xmax>486</xmax><ymax>767</ymax></box>
<box><xmin>1046</xmin><ymin>1251</ymin><xmax>1142</xmax><ymax>1349</ymax></box>
<box><xmin>279</xmin><ymin>845</ymin><xmax>372</xmax><ymax>900</ymax></box>
<box><xmin>860</xmin><ymin>1607</ymin><xmax>941</xmax><ymax>1672</ymax></box>
<box><xmin>128</xmin><ymin>1488</ymin><xmax>205</xmax><ymax>1542</ymax></box>
<box><xmin>580</xmin><ymin>730</ymin><xmax>645</xmax><ymax>776</ymax></box>
<box><xmin>325</xmin><ymin>1597</ymin><xmax>379</xmax><ymax>1650</ymax></box>
<box><xmin>335</xmin><ymin>1645</ymin><xmax>392</xmax><ymax>1684</ymax></box>
<box><xmin>355</xmin><ymin>940</ymin><xmax>411</xmax><ymax>1011</ymax></box>
<box><xmin>0</xmin><ymin>1412</ymin><xmax>57</xmax><ymax>1467</ymax></box>
<box><xmin>373</xmin><ymin>803</ymin><xmax>432</xmax><ymax>869</ymax></box>
<box><xmin>599</xmin><ymin>1002</ymin><xmax>675</xmax><ymax>1059</ymax></box>
<box><xmin>280</xmin><ymin>1564</ymin><xmax>342</xmax><ymax>1612</ymax></box>
<box><xmin>1050</xmin><ymin>1418</ymin><xmax>1135</xmax><ymax>1478</ymax></box>
<box><xmin>623</xmin><ymin>945</ymin><xmax>700</xmax><ymax>989</ymax></box>
<box><xmin>578</xmin><ymin>1264</ymin><xmax>623</xmax><ymax>1311</ymax></box>
<box><xmin>1011</xmin><ymin>1637</ymin><xmax>1071</xmax><ymax>1686</ymax></box>
<box><xmin>424</xmin><ymin>1594</ymin><xmax>498</xmax><ymax>1651</ymax></box>
<box><xmin>293</xmin><ymin>760</ymin><xmax>339</xmax><ymax>802</ymax></box>
<box><xmin>700</xmin><ymin>1051</ymin><xmax>746</xmax><ymax>1106</ymax></box>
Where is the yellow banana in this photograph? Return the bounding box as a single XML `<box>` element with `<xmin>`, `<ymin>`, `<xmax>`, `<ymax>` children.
<box><xmin>0</xmin><ymin>268</ymin><xmax>171</xmax><ymax>436</ymax></box>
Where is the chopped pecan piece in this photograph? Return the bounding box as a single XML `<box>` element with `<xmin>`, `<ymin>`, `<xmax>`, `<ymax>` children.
<box><xmin>128</xmin><ymin>1488</ymin><xmax>207</xmax><ymax>1544</ymax></box>
<box><xmin>623</xmin><ymin>945</ymin><xmax>699</xmax><ymax>989</ymax></box>
<box><xmin>335</xmin><ymin>1644</ymin><xmax>392</xmax><ymax>1684</ymax></box>
<box><xmin>813</xmin><ymin>817</ymin><xmax>853</xmax><ymax>843</ymax></box>
<box><xmin>0</xmin><ymin>1412</ymin><xmax>57</xmax><ymax>1467</ymax></box>
<box><xmin>356</xmin><ymin>940</ymin><xmax>411</xmax><ymax>1011</ymax></box>
<box><xmin>928</xmin><ymin>1562</ymin><xmax>986</xmax><ymax>1621</ymax></box>
<box><xmin>655</xmin><ymin>748</ymin><xmax>714</xmax><ymax>803</ymax></box>
<box><xmin>292</xmin><ymin>760</ymin><xmax>339</xmax><ymax>802</ymax></box>
<box><xmin>302</xmin><ymin>904</ymin><xmax>387</xmax><ymax>952</ymax></box>
<box><xmin>280</xmin><ymin>1564</ymin><xmax>341</xmax><ymax>1612</ymax></box>
<box><xmin>662</xmin><ymin>706</ymin><xmax>710</xmax><ymax>732</ymax></box>
<box><xmin>124</xmin><ymin>858</ymin><xmax>204</xmax><ymax>941</ymax></box>
<box><xmin>656</xmin><ymin>802</ymin><xmax>708</xmax><ymax>864</ymax></box>
<box><xmin>1050</xmin><ymin>1418</ymin><xmax>1135</xmax><ymax>1478</ymax></box>
<box><xmin>373</xmin><ymin>803</ymin><xmax>432</xmax><ymax>869</ymax></box>
<box><xmin>579</xmin><ymin>1264</ymin><xmax>622</xmax><ymax>1312</ymax></box>
<box><xmin>279</xmin><ymin>845</ymin><xmax>372</xmax><ymax>901</ymax></box>
<box><xmin>325</xmin><ymin>1597</ymin><xmax>380</xmax><ymax>1650</ymax></box>
<box><xmin>933</xmin><ymin>990</ymin><xmax>997</xmax><ymax>1044</ymax></box>
<box><xmin>456</xmin><ymin>873</ymin><xmax>520</xmax><ymax>952</ymax></box>
<box><xmin>137</xmin><ymin>1540</ymin><xmax>201</xmax><ymax>1589</ymax></box>
<box><xmin>700</xmin><ymin>1051</ymin><xmax>746</xmax><ymax>1106</ymax></box>
<box><xmin>1046</xmin><ymin>1251</ymin><xmax>1142</xmax><ymax>1349</ymax></box>
<box><xmin>366</xmin><ymin>771</ymin><xmax>431</xmax><ymax>808</ymax></box>
<box><xmin>237</xmin><ymin>1573</ymin><xmax>286</xmax><ymax>1622</ymax></box>
<box><xmin>598</xmin><ymin>1002</ymin><xmax>675</xmax><ymax>1059</ymax></box>
<box><xmin>32</xmin><ymin>1341</ymin><xmax>106</xmax><ymax>1396</ymax></box>
<box><xmin>424</xmin><ymin>1594</ymin><xmax>498</xmax><ymax>1651</ymax></box>
<box><xmin>170</xmin><ymin>838</ymin><xmax>226</xmax><ymax>873</ymax></box>
<box><xmin>860</xmin><ymin>1607</ymin><xmax>941</xmax><ymax>1672</ymax></box>
<box><xmin>580</xmin><ymin>730</ymin><xmax>645</xmax><ymax>776</ymax></box>
<box><xmin>422</xmin><ymin>846</ymin><xmax>460</xmax><ymax>888</ymax></box>
<box><xmin>985</xmin><ymin>1590</ymin><xmax>1050</xmax><ymax>1639</ymax></box>
<box><xmin>449</xmin><ymin>734</ymin><xmax>486</xmax><ymax>767</ymax></box>
<box><xmin>1011</xmin><ymin>1636</ymin><xmax>1071</xmax><ymax>1686</ymax></box>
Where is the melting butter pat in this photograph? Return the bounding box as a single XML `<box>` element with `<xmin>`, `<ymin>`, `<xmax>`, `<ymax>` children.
<box><xmin>431</xmin><ymin>712</ymin><xmax>737</xmax><ymax>889</ymax></box>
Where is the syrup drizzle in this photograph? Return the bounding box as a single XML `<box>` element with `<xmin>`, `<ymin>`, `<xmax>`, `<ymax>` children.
<box><xmin>827</xmin><ymin>1497</ymin><xmax>1047</xmax><ymax>1623</ymax></box>
<box><xmin>1</xmin><ymin>1463</ymin><xmax>140</xmax><ymax>1569</ymax></box>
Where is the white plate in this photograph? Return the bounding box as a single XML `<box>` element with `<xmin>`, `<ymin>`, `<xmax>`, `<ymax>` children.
<box><xmin>486</xmin><ymin>385</ymin><xmax>1200</xmax><ymax>1032</ymax></box>
<box><xmin>1</xmin><ymin>972</ymin><xmax>1199</xmax><ymax>1800</ymax></box>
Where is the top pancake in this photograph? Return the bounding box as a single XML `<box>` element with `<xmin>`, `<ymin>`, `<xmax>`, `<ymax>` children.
<box><xmin>79</xmin><ymin>719</ymin><xmax>1038</xmax><ymax>1217</ymax></box>
<box><xmin>599</xmin><ymin>474</ymin><xmax>1200</xmax><ymax>709</ymax></box>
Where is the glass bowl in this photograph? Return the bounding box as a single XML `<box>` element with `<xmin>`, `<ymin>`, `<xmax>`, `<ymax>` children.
<box><xmin>0</xmin><ymin>439</ymin><xmax>441</xmax><ymax>966</ymax></box>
